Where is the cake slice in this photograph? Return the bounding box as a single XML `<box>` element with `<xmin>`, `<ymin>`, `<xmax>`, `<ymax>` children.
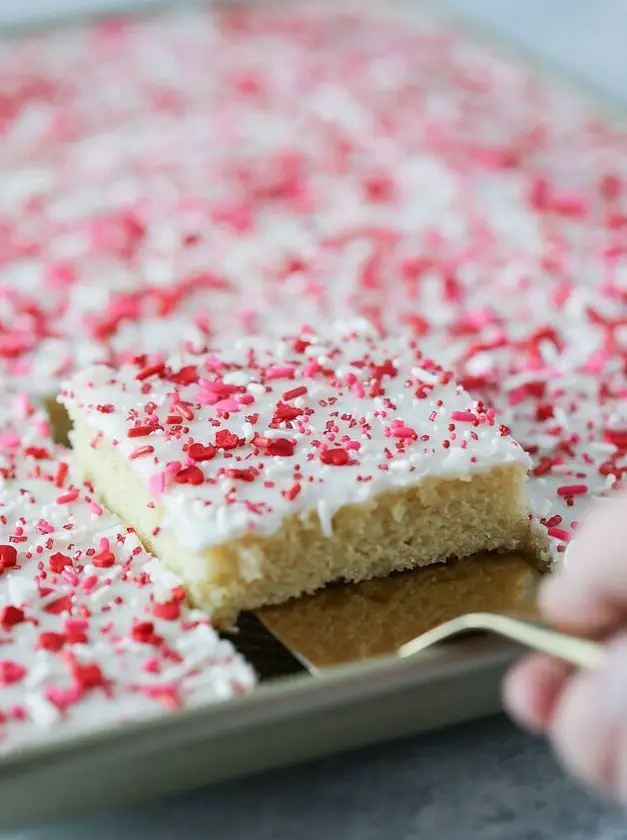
<box><xmin>60</xmin><ymin>323</ymin><xmax>534</xmax><ymax>623</ymax></box>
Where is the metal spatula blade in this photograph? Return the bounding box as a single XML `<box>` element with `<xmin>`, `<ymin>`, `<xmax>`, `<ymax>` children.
<box><xmin>256</xmin><ymin>551</ymin><xmax>541</xmax><ymax>673</ymax></box>
<box><xmin>399</xmin><ymin>612</ymin><xmax>605</xmax><ymax>670</ymax></box>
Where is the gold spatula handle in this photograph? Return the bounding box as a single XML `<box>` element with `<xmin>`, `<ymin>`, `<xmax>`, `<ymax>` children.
<box><xmin>399</xmin><ymin>612</ymin><xmax>605</xmax><ymax>669</ymax></box>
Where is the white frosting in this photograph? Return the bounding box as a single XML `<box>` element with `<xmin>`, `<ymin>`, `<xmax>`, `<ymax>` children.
<box><xmin>60</xmin><ymin>324</ymin><xmax>530</xmax><ymax>551</ymax></box>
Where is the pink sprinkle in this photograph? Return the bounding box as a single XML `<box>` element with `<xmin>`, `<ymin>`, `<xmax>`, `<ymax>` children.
<box><xmin>81</xmin><ymin>575</ymin><xmax>99</xmax><ymax>594</ymax></box>
<box><xmin>450</xmin><ymin>411</ymin><xmax>476</xmax><ymax>422</ymax></box>
<box><xmin>387</xmin><ymin>424</ymin><xmax>417</xmax><ymax>438</ymax></box>
<box><xmin>148</xmin><ymin>472</ymin><xmax>166</xmax><ymax>498</ymax></box>
<box><xmin>215</xmin><ymin>398</ymin><xmax>240</xmax><ymax>412</ymax></box>
<box><xmin>89</xmin><ymin>501</ymin><xmax>104</xmax><ymax>515</ymax></box>
<box><xmin>136</xmin><ymin>684</ymin><xmax>180</xmax><ymax>709</ymax></box>
<box><xmin>557</xmin><ymin>484</ymin><xmax>588</xmax><ymax>497</ymax></box>
<box><xmin>198</xmin><ymin>379</ymin><xmax>237</xmax><ymax>395</ymax></box>
<box><xmin>36</xmin><ymin>519</ymin><xmax>55</xmax><ymax>535</ymax></box>
<box><xmin>142</xmin><ymin>657</ymin><xmax>161</xmax><ymax>674</ymax></box>
<box><xmin>46</xmin><ymin>685</ymin><xmax>83</xmax><ymax>710</ymax></box>
<box><xmin>583</xmin><ymin>350</ymin><xmax>608</xmax><ymax>375</ymax></box>
<box><xmin>65</xmin><ymin>619</ymin><xmax>88</xmax><ymax>632</ymax></box>
<box><xmin>237</xmin><ymin>394</ymin><xmax>255</xmax><ymax>406</ymax></box>
<box><xmin>16</xmin><ymin>391</ymin><xmax>32</xmax><ymax>419</ymax></box>
<box><xmin>196</xmin><ymin>391</ymin><xmax>219</xmax><ymax>405</ymax></box>
<box><xmin>0</xmin><ymin>433</ymin><xmax>20</xmax><ymax>451</ymax></box>
<box><xmin>266</xmin><ymin>366</ymin><xmax>295</xmax><ymax>380</ymax></box>
<box><xmin>303</xmin><ymin>360</ymin><xmax>321</xmax><ymax>378</ymax></box>
<box><xmin>45</xmin><ymin>261</ymin><xmax>76</xmax><ymax>287</ymax></box>
<box><xmin>238</xmin><ymin>309</ymin><xmax>258</xmax><ymax>332</ymax></box>
<box><xmin>61</xmin><ymin>569</ymin><xmax>80</xmax><ymax>587</ymax></box>
<box><xmin>129</xmin><ymin>445</ymin><xmax>155</xmax><ymax>460</ymax></box>
<box><xmin>351</xmin><ymin>382</ymin><xmax>366</xmax><ymax>398</ymax></box>
<box><xmin>56</xmin><ymin>489</ymin><xmax>79</xmax><ymax>505</ymax></box>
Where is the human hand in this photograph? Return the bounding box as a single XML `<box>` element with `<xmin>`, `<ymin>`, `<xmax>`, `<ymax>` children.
<box><xmin>503</xmin><ymin>490</ymin><xmax>627</xmax><ymax>803</ymax></box>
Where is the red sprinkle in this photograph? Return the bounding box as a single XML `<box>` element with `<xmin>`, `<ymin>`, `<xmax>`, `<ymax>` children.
<box><xmin>56</xmin><ymin>489</ymin><xmax>79</xmax><ymax>504</ymax></box>
<box><xmin>38</xmin><ymin>631</ymin><xmax>65</xmax><ymax>652</ymax></box>
<box><xmin>283</xmin><ymin>483</ymin><xmax>301</xmax><ymax>501</ymax></box>
<box><xmin>215</xmin><ymin>430</ymin><xmax>242</xmax><ymax>450</ymax></box>
<box><xmin>135</xmin><ymin>362</ymin><xmax>166</xmax><ymax>381</ymax></box>
<box><xmin>44</xmin><ymin>595</ymin><xmax>73</xmax><ymax>615</ymax></box>
<box><xmin>265</xmin><ymin>438</ymin><xmax>296</xmax><ymax>457</ymax></box>
<box><xmin>557</xmin><ymin>484</ymin><xmax>588</xmax><ymax>497</ymax></box>
<box><xmin>152</xmin><ymin>600</ymin><xmax>182</xmax><ymax>621</ymax></box>
<box><xmin>0</xmin><ymin>661</ymin><xmax>26</xmax><ymax>686</ymax></box>
<box><xmin>450</xmin><ymin>410</ymin><xmax>476</xmax><ymax>422</ymax></box>
<box><xmin>547</xmin><ymin>527</ymin><xmax>571</xmax><ymax>542</ymax></box>
<box><xmin>70</xmin><ymin>661</ymin><xmax>106</xmax><ymax>691</ymax></box>
<box><xmin>187</xmin><ymin>442</ymin><xmax>217</xmax><ymax>462</ymax></box>
<box><xmin>130</xmin><ymin>445</ymin><xmax>155</xmax><ymax>460</ymax></box>
<box><xmin>131</xmin><ymin>622</ymin><xmax>162</xmax><ymax>645</ymax></box>
<box><xmin>49</xmin><ymin>552</ymin><xmax>71</xmax><ymax>573</ymax></box>
<box><xmin>174</xmin><ymin>465</ymin><xmax>205</xmax><ymax>485</ymax></box>
<box><xmin>92</xmin><ymin>551</ymin><xmax>116</xmax><ymax>568</ymax></box>
<box><xmin>320</xmin><ymin>448</ymin><xmax>350</xmax><ymax>466</ymax></box>
<box><xmin>1</xmin><ymin>606</ymin><xmax>26</xmax><ymax>630</ymax></box>
<box><xmin>128</xmin><ymin>424</ymin><xmax>159</xmax><ymax>438</ymax></box>
<box><xmin>0</xmin><ymin>544</ymin><xmax>18</xmax><ymax>573</ymax></box>
<box><xmin>282</xmin><ymin>386</ymin><xmax>308</xmax><ymax>401</ymax></box>
<box><xmin>225</xmin><ymin>467</ymin><xmax>258</xmax><ymax>482</ymax></box>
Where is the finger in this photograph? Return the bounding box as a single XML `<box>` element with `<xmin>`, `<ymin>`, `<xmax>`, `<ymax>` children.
<box><xmin>549</xmin><ymin>634</ymin><xmax>627</xmax><ymax>802</ymax></box>
<box><xmin>540</xmin><ymin>492</ymin><xmax>627</xmax><ymax>636</ymax></box>
<box><xmin>502</xmin><ymin>653</ymin><xmax>571</xmax><ymax>734</ymax></box>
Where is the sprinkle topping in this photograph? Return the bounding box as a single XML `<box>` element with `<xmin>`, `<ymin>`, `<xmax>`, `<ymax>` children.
<box><xmin>61</xmin><ymin>325</ymin><xmax>529</xmax><ymax>550</ymax></box>
<box><xmin>3</xmin><ymin>0</ymin><xmax>627</xmax><ymax>750</ymax></box>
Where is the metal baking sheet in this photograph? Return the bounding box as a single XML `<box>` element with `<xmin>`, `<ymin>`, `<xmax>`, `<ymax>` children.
<box><xmin>0</xmin><ymin>635</ymin><xmax>521</xmax><ymax>830</ymax></box>
<box><xmin>0</xmin><ymin>1</ymin><xmax>619</xmax><ymax>830</ymax></box>
<box><xmin>0</xmin><ymin>551</ymin><xmax>536</xmax><ymax>830</ymax></box>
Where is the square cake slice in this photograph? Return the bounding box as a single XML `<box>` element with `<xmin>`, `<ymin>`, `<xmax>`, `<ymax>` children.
<box><xmin>60</xmin><ymin>323</ymin><xmax>534</xmax><ymax>623</ymax></box>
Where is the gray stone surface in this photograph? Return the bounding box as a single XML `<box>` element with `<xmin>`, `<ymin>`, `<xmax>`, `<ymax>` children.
<box><xmin>3</xmin><ymin>1</ymin><xmax>627</xmax><ymax>838</ymax></box>
<box><xmin>6</xmin><ymin>718</ymin><xmax>627</xmax><ymax>840</ymax></box>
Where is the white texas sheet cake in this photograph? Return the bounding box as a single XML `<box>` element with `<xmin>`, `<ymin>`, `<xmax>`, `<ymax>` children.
<box><xmin>1</xmin><ymin>0</ymin><xmax>627</xmax><ymax>750</ymax></box>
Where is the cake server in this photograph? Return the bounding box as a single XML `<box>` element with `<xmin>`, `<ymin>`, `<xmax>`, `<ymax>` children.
<box><xmin>399</xmin><ymin>611</ymin><xmax>605</xmax><ymax>670</ymax></box>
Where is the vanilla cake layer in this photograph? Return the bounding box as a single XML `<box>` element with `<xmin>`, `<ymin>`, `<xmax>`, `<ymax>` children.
<box><xmin>61</xmin><ymin>325</ymin><xmax>534</xmax><ymax>623</ymax></box>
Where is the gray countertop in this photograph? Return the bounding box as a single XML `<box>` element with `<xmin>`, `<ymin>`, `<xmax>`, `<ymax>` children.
<box><xmin>6</xmin><ymin>717</ymin><xmax>627</xmax><ymax>840</ymax></box>
<box><xmin>3</xmin><ymin>1</ymin><xmax>627</xmax><ymax>837</ymax></box>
